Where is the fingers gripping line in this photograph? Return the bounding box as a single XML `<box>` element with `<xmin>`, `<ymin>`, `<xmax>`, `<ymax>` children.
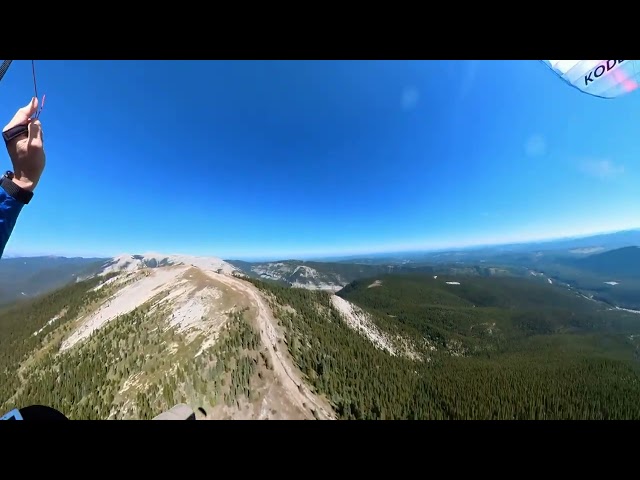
<box><xmin>1</xmin><ymin>60</ymin><xmax>45</xmax><ymax>144</ymax></box>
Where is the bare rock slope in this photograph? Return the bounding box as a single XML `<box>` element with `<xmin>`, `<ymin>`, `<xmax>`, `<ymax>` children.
<box><xmin>43</xmin><ymin>253</ymin><xmax>333</xmax><ymax>419</ymax></box>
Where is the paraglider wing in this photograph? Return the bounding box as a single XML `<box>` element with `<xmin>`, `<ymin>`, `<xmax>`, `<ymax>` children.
<box><xmin>0</xmin><ymin>60</ymin><xmax>13</xmax><ymax>83</ymax></box>
<box><xmin>542</xmin><ymin>60</ymin><xmax>640</xmax><ymax>99</ymax></box>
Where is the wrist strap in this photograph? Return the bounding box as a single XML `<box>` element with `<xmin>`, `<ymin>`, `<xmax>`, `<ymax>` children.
<box><xmin>2</xmin><ymin>124</ymin><xmax>28</xmax><ymax>144</ymax></box>
<box><xmin>1</xmin><ymin>172</ymin><xmax>33</xmax><ymax>204</ymax></box>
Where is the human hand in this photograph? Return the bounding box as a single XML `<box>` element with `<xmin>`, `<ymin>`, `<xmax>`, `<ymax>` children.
<box><xmin>2</xmin><ymin>97</ymin><xmax>45</xmax><ymax>192</ymax></box>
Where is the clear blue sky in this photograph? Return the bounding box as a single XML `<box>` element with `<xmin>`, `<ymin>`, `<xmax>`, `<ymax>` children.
<box><xmin>1</xmin><ymin>60</ymin><xmax>639</xmax><ymax>260</ymax></box>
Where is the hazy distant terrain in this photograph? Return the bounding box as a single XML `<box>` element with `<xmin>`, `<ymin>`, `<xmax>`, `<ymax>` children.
<box><xmin>226</xmin><ymin>260</ymin><xmax>405</xmax><ymax>290</ymax></box>
<box><xmin>226</xmin><ymin>259</ymin><xmax>520</xmax><ymax>291</ymax></box>
<box><xmin>0</xmin><ymin>256</ymin><xmax>106</xmax><ymax>305</ymax></box>
<box><xmin>316</xmin><ymin>229</ymin><xmax>640</xmax><ymax>266</ymax></box>
<box><xmin>573</xmin><ymin>246</ymin><xmax>640</xmax><ymax>278</ymax></box>
<box><xmin>534</xmin><ymin>247</ymin><xmax>640</xmax><ymax>310</ymax></box>
<box><xmin>300</xmin><ymin>230</ymin><xmax>640</xmax><ymax>310</ymax></box>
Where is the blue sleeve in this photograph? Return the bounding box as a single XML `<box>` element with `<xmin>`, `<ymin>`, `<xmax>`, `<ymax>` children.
<box><xmin>0</xmin><ymin>185</ymin><xmax>24</xmax><ymax>259</ymax></box>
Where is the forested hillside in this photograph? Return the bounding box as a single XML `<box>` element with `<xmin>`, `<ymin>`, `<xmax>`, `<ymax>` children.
<box><xmin>247</xmin><ymin>274</ymin><xmax>640</xmax><ymax>419</ymax></box>
<box><xmin>3</xmin><ymin>266</ymin><xmax>640</xmax><ymax>420</ymax></box>
<box><xmin>575</xmin><ymin>246</ymin><xmax>640</xmax><ymax>278</ymax></box>
<box><xmin>522</xmin><ymin>247</ymin><xmax>640</xmax><ymax>310</ymax></box>
<box><xmin>0</xmin><ymin>272</ymin><xmax>272</xmax><ymax>419</ymax></box>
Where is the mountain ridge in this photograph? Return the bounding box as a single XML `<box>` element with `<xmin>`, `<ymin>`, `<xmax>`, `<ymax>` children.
<box><xmin>1</xmin><ymin>249</ymin><xmax>640</xmax><ymax>419</ymax></box>
<box><xmin>574</xmin><ymin>246</ymin><xmax>640</xmax><ymax>278</ymax></box>
<box><xmin>0</xmin><ymin>252</ymin><xmax>334</xmax><ymax>419</ymax></box>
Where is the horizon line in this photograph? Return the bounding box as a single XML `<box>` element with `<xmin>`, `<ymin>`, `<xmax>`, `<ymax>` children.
<box><xmin>4</xmin><ymin>226</ymin><xmax>639</xmax><ymax>262</ymax></box>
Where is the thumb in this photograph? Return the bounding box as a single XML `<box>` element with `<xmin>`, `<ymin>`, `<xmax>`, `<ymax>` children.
<box><xmin>3</xmin><ymin>97</ymin><xmax>38</xmax><ymax>133</ymax></box>
<box><xmin>20</xmin><ymin>97</ymin><xmax>38</xmax><ymax>118</ymax></box>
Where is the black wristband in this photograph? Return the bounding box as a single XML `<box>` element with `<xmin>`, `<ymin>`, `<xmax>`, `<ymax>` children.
<box><xmin>1</xmin><ymin>172</ymin><xmax>33</xmax><ymax>204</ymax></box>
<box><xmin>2</xmin><ymin>124</ymin><xmax>28</xmax><ymax>144</ymax></box>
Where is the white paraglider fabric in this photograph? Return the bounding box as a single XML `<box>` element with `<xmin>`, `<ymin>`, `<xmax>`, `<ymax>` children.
<box><xmin>542</xmin><ymin>60</ymin><xmax>640</xmax><ymax>98</ymax></box>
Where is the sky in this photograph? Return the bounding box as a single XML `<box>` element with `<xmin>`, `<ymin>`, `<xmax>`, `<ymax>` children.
<box><xmin>0</xmin><ymin>60</ymin><xmax>639</xmax><ymax>260</ymax></box>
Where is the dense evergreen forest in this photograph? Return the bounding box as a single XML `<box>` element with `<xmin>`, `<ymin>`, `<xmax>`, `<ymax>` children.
<box><xmin>246</xmin><ymin>274</ymin><xmax>640</xmax><ymax>420</ymax></box>
<box><xmin>0</xmin><ymin>276</ymin><xmax>265</xmax><ymax>419</ymax></box>
<box><xmin>2</xmin><ymin>267</ymin><xmax>640</xmax><ymax>420</ymax></box>
<box><xmin>0</xmin><ymin>274</ymin><xmax>113</xmax><ymax>405</ymax></box>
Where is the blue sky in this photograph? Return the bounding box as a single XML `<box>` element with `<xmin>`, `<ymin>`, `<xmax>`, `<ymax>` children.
<box><xmin>1</xmin><ymin>60</ymin><xmax>639</xmax><ymax>260</ymax></box>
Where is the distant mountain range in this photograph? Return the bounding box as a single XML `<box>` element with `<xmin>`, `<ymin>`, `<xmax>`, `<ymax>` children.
<box><xmin>573</xmin><ymin>246</ymin><xmax>640</xmax><ymax>278</ymax></box>
<box><xmin>225</xmin><ymin>259</ymin><xmax>515</xmax><ymax>291</ymax></box>
<box><xmin>313</xmin><ymin>228</ymin><xmax>640</xmax><ymax>265</ymax></box>
<box><xmin>2</xmin><ymin>228</ymin><xmax>639</xmax><ymax>308</ymax></box>
<box><xmin>0</xmin><ymin>256</ymin><xmax>106</xmax><ymax>306</ymax></box>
